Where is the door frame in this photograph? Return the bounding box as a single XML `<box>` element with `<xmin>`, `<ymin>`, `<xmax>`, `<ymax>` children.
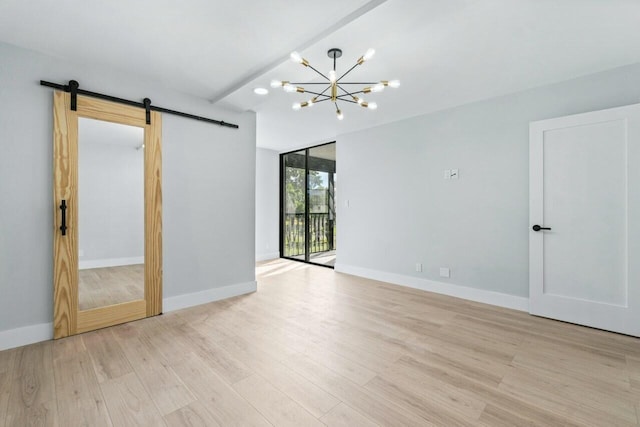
<box><xmin>279</xmin><ymin>141</ymin><xmax>336</xmax><ymax>268</ymax></box>
<box><xmin>53</xmin><ymin>91</ymin><xmax>162</xmax><ymax>339</ymax></box>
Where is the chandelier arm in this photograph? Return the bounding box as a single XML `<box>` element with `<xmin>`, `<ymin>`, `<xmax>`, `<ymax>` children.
<box><xmin>336</xmin><ymin>63</ymin><xmax>360</xmax><ymax>82</ymax></box>
<box><xmin>306</xmin><ymin>64</ymin><xmax>330</xmax><ymax>81</ymax></box>
<box><xmin>305</xmin><ymin>86</ymin><xmax>332</xmax><ymax>100</ymax></box>
<box><xmin>305</xmin><ymin>85</ymin><xmax>332</xmax><ymax>98</ymax></box>
<box><xmin>336</xmin><ymin>84</ymin><xmax>360</xmax><ymax>97</ymax></box>
<box><xmin>287</xmin><ymin>82</ymin><xmax>378</xmax><ymax>85</ymax></box>
<box><xmin>339</xmin><ymin>89</ymin><xmax>366</xmax><ymax>96</ymax></box>
<box><xmin>336</xmin><ymin>98</ymin><xmax>358</xmax><ymax>104</ymax></box>
<box><xmin>311</xmin><ymin>98</ymin><xmax>332</xmax><ymax>104</ymax></box>
<box><xmin>305</xmin><ymin>91</ymin><xmax>332</xmax><ymax>97</ymax></box>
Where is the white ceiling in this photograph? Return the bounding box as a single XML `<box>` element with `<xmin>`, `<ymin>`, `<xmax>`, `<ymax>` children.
<box><xmin>2</xmin><ymin>0</ymin><xmax>640</xmax><ymax>152</ymax></box>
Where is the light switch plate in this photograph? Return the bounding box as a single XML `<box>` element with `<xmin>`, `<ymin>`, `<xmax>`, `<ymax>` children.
<box><xmin>444</xmin><ymin>170</ymin><xmax>451</xmax><ymax>179</ymax></box>
<box><xmin>450</xmin><ymin>169</ymin><xmax>459</xmax><ymax>180</ymax></box>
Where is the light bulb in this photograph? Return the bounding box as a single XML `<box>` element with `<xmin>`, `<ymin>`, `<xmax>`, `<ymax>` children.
<box><xmin>290</xmin><ymin>51</ymin><xmax>303</xmax><ymax>63</ymax></box>
<box><xmin>368</xmin><ymin>102</ymin><xmax>378</xmax><ymax>110</ymax></box>
<box><xmin>270</xmin><ymin>80</ymin><xmax>282</xmax><ymax>88</ymax></box>
<box><xmin>292</xmin><ymin>102</ymin><xmax>301</xmax><ymax>111</ymax></box>
<box><xmin>329</xmin><ymin>70</ymin><xmax>336</xmax><ymax>83</ymax></box>
<box><xmin>283</xmin><ymin>83</ymin><xmax>296</xmax><ymax>93</ymax></box>
<box><xmin>308</xmin><ymin>98</ymin><xmax>315</xmax><ymax>107</ymax></box>
<box><xmin>372</xmin><ymin>83</ymin><xmax>385</xmax><ymax>93</ymax></box>
<box><xmin>290</xmin><ymin>52</ymin><xmax>309</xmax><ymax>66</ymax></box>
<box><xmin>357</xmin><ymin>97</ymin><xmax>364</xmax><ymax>105</ymax></box>
<box><xmin>388</xmin><ymin>80</ymin><xmax>400</xmax><ymax>88</ymax></box>
<box><xmin>336</xmin><ymin>110</ymin><xmax>344</xmax><ymax>120</ymax></box>
<box><xmin>363</xmin><ymin>48</ymin><xmax>375</xmax><ymax>61</ymax></box>
<box><xmin>253</xmin><ymin>87</ymin><xmax>268</xmax><ymax>95</ymax></box>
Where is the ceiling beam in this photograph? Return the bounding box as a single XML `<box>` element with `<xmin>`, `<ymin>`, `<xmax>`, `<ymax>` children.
<box><xmin>207</xmin><ymin>0</ymin><xmax>389</xmax><ymax>104</ymax></box>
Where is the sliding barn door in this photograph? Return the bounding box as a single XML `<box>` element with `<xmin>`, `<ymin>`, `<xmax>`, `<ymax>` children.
<box><xmin>53</xmin><ymin>91</ymin><xmax>162</xmax><ymax>338</ymax></box>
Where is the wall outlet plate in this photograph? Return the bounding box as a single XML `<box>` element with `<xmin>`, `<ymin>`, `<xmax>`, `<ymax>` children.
<box><xmin>439</xmin><ymin>267</ymin><xmax>450</xmax><ymax>278</ymax></box>
<box><xmin>444</xmin><ymin>169</ymin><xmax>451</xmax><ymax>179</ymax></box>
<box><xmin>416</xmin><ymin>263</ymin><xmax>422</xmax><ymax>272</ymax></box>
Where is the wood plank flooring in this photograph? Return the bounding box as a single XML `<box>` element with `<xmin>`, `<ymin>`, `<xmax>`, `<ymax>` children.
<box><xmin>79</xmin><ymin>264</ymin><xmax>144</xmax><ymax>311</ymax></box>
<box><xmin>2</xmin><ymin>258</ymin><xmax>640</xmax><ymax>426</ymax></box>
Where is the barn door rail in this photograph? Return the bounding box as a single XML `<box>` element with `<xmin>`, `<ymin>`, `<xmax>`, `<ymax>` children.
<box><xmin>40</xmin><ymin>79</ymin><xmax>239</xmax><ymax>129</ymax></box>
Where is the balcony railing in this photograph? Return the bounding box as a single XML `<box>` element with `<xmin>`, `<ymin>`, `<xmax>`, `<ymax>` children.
<box><xmin>283</xmin><ymin>213</ymin><xmax>335</xmax><ymax>257</ymax></box>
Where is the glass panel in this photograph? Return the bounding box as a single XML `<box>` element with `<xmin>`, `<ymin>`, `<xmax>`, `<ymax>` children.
<box><xmin>283</xmin><ymin>150</ymin><xmax>306</xmax><ymax>260</ymax></box>
<box><xmin>78</xmin><ymin>118</ymin><xmax>145</xmax><ymax>311</ymax></box>
<box><xmin>307</xmin><ymin>143</ymin><xmax>336</xmax><ymax>266</ymax></box>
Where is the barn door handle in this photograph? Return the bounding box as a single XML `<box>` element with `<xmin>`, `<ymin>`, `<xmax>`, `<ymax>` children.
<box><xmin>532</xmin><ymin>224</ymin><xmax>551</xmax><ymax>232</ymax></box>
<box><xmin>59</xmin><ymin>200</ymin><xmax>67</xmax><ymax>236</ymax></box>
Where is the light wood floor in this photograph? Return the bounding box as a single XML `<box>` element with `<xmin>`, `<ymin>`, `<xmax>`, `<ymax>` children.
<box><xmin>2</xmin><ymin>259</ymin><xmax>639</xmax><ymax>426</ymax></box>
<box><xmin>79</xmin><ymin>264</ymin><xmax>144</xmax><ymax>310</ymax></box>
<box><xmin>310</xmin><ymin>250</ymin><xmax>336</xmax><ymax>267</ymax></box>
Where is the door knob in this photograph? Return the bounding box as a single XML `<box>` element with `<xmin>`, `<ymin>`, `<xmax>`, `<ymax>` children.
<box><xmin>532</xmin><ymin>224</ymin><xmax>551</xmax><ymax>232</ymax></box>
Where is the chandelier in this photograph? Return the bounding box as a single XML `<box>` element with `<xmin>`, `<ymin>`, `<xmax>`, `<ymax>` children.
<box><xmin>270</xmin><ymin>48</ymin><xmax>399</xmax><ymax>120</ymax></box>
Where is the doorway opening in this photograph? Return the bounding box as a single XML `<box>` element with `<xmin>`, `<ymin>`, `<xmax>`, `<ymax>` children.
<box><xmin>280</xmin><ymin>142</ymin><xmax>336</xmax><ymax>267</ymax></box>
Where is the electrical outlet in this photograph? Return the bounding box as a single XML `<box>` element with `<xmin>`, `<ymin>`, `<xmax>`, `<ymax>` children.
<box><xmin>439</xmin><ymin>267</ymin><xmax>450</xmax><ymax>278</ymax></box>
<box><xmin>416</xmin><ymin>263</ymin><xmax>422</xmax><ymax>272</ymax></box>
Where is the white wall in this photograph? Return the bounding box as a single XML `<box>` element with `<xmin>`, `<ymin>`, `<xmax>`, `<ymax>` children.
<box><xmin>255</xmin><ymin>147</ymin><xmax>280</xmax><ymax>261</ymax></box>
<box><xmin>336</xmin><ymin>62</ymin><xmax>640</xmax><ymax>305</ymax></box>
<box><xmin>0</xmin><ymin>42</ymin><xmax>256</xmax><ymax>343</ymax></box>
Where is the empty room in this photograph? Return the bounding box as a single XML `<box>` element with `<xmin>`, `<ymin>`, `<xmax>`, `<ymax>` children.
<box><xmin>1</xmin><ymin>0</ymin><xmax>639</xmax><ymax>426</ymax></box>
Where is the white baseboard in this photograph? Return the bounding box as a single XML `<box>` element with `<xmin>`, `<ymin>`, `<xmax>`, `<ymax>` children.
<box><xmin>0</xmin><ymin>281</ymin><xmax>257</xmax><ymax>351</ymax></box>
<box><xmin>334</xmin><ymin>263</ymin><xmax>529</xmax><ymax>312</ymax></box>
<box><xmin>0</xmin><ymin>322</ymin><xmax>53</xmax><ymax>352</ymax></box>
<box><xmin>79</xmin><ymin>256</ymin><xmax>144</xmax><ymax>270</ymax></box>
<box><xmin>256</xmin><ymin>252</ymin><xmax>280</xmax><ymax>262</ymax></box>
<box><xmin>163</xmin><ymin>280</ymin><xmax>257</xmax><ymax>313</ymax></box>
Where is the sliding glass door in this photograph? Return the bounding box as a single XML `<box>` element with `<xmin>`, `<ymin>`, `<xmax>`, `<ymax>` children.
<box><xmin>281</xmin><ymin>142</ymin><xmax>336</xmax><ymax>267</ymax></box>
<box><xmin>282</xmin><ymin>149</ymin><xmax>306</xmax><ymax>262</ymax></box>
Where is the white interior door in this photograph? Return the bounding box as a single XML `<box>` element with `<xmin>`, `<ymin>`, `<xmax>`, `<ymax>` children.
<box><xmin>530</xmin><ymin>103</ymin><xmax>640</xmax><ymax>337</ymax></box>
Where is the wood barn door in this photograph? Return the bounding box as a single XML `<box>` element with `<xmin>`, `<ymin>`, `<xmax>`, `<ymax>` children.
<box><xmin>53</xmin><ymin>91</ymin><xmax>162</xmax><ymax>338</ymax></box>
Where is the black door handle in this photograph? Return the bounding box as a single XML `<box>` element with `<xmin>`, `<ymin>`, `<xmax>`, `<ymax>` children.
<box><xmin>532</xmin><ymin>224</ymin><xmax>551</xmax><ymax>232</ymax></box>
<box><xmin>60</xmin><ymin>200</ymin><xmax>67</xmax><ymax>236</ymax></box>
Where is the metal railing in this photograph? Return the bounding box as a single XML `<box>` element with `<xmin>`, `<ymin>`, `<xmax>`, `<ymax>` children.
<box><xmin>283</xmin><ymin>213</ymin><xmax>335</xmax><ymax>257</ymax></box>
